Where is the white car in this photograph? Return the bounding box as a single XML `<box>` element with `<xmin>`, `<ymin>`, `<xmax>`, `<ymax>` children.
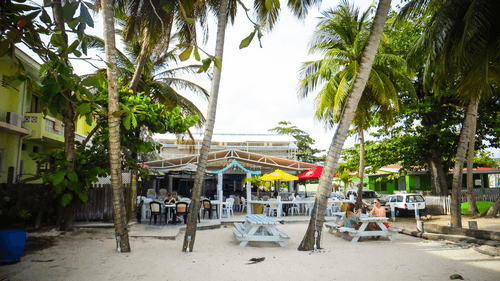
<box><xmin>385</xmin><ymin>193</ymin><xmax>426</xmax><ymax>217</ymax></box>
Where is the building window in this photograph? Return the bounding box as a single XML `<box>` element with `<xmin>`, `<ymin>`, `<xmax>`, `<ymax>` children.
<box><xmin>33</xmin><ymin>146</ymin><xmax>39</xmax><ymax>153</ymax></box>
<box><xmin>22</xmin><ymin>144</ymin><xmax>26</xmax><ymax>151</ymax></box>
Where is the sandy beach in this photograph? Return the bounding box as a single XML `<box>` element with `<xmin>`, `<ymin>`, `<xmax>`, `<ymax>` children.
<box><xmin>1</xmin><ymin>215</ymin><xmax>500</xmax><ymax>281</ymax></box>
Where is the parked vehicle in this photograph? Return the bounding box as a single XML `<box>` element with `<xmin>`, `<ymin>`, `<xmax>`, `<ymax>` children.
<box><xmin>385</xmin><ymin>193</ymin><xmax>426</xmax><ymax>217</ymax></box>
<box><xmin>346</xmin><ymin>190</ymin><xmax>390</xmax><ymax>214</ymax></box>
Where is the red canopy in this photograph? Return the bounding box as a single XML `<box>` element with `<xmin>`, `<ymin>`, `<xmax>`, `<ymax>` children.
<box><xmin>298</xmin><ymin>166</ymin><xmax>337</xmax><ymax>179</ymax></box>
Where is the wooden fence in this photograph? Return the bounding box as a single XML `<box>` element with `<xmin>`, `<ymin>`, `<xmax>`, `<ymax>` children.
<box><xmin>75</xmin><ymin>184</ymin><xmax>127</xmax><ymax>222</ymax></box>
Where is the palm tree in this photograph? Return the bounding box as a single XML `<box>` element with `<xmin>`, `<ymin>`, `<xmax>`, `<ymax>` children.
<box><xmin>297</xmin><ymin>0</ymin><xmax>393</xmax><ymax>251</ymax></box>
<box><xmin>93</xmin><ymin>0</ymin><xmax>206</xmax><ymax>93</ymax></box>
<box><xmin>298</xmin><ymin>2</ymin><xmax>413</xmax><ymax>210</ymax></box>
<box><xmin>399</xmin><ymin>0</ymin><xmax>500</xmax><ymax>225</ymax></box>
<box><xmin>182</xmin><ymin>0</ymin><xmax>323</xmax><ymax>252</ymax></box>
<box><xmin>101</xmin><ymin>0</ymin><xmax>131</xmax><ymax>252</ymax></box>
<box><xmin>87</xmin><ymin>34</ymin><xmax>210</xmax><ymax>123</ymax></box>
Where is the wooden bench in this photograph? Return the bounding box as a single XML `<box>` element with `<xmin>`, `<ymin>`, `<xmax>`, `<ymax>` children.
<box><xmin>233</xmin><ymin>222</ymin><xmax>247</xmax><ymax>237</ymax></box>
<box><xmin>275</xmin><ymin>228</ymin><xmax>291</xmax><ymax>239</ymax></box>
<box><xmin>387</xmin><ymin>227</ymin><xmax>402</xmax><ymax>233</ymax></box>
<box><xmin>325</xmin><ymin>222</ymin><xmax>341</xmax><ymax>233</ymax></box>
<box><xmin>338</xmin><ymin>227</ymin><xmax>358</xmax><ymax>234</ymax></box>
<box><xmin>233</xmin><ymin>215</ymin><xmax>291</xmax><ymax>247</ymax></box>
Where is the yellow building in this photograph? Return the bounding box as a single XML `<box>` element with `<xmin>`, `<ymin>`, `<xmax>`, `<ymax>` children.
<box><xmin>0</xmin><ymin>48</ymin><xmax>92</xmax><ymax>184</ymax></box>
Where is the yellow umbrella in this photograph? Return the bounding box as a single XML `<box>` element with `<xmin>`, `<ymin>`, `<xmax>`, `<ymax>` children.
<box><xmin>262</xmin><ymin>169</ymin><xmax>298</xmax><ymax>181</ymax></box>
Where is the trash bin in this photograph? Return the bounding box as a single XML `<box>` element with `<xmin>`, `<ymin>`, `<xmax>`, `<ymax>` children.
<box><xmin>253</xmin><ymin>203</ymin><xmax>263</xmax><ymax>214</ymax></box>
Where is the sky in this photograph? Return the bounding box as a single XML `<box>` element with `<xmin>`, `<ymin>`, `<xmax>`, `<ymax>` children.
<box><xmin>33</xmin><ymin>0</ymin><xmax>499</xmax><ymax>158</ymax></box>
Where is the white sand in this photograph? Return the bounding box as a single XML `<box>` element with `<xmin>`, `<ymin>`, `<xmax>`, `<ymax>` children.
<box><xmin>2</xmin><ymin>217</ymin><xmax>500</xmax><ymax>281</ymax></box>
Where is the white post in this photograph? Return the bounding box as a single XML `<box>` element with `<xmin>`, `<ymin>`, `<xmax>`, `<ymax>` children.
<box><xmin>391</xmin><ymin>204</ymin><xmax>396</xmax><ymax>222</ymax></box>
<box><xmin>277</xmin><ymin>195</ymin><xmax>282</xmax><ymax>217</ymax></box>
<box><xmin>246</xmin><ymin>172</ymin><xmax>252</xmax><ymax>215</ymax></box>
<box><xmin>218</xmin><ymin>173</ymin><xmax>223</xmax><ymax>218</ymax></box>
<box><xmin>414</xmin><ymin>203</ymin><xmax>420</xmax><ymax>220</ymax></box>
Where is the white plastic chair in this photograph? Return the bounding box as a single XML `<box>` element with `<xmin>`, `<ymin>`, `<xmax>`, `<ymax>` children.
<box><xmin>146</xmin><ymin>189</ymin><xmax>156</xmax><ymax>199</ymax></box>
<box><xmin>290</xmin><ymin>198</ymin><xmax>300</xmax><ymax>216</ymax></box>
<box><xmin>240</xmin><ymin>197</ymin><xmax>247</xmax><ymax>212</ymax></box>
<box><xmin>267</xmin><ymin>198</ymin><xmax>279</xmax><ymax>217</ymax></box>
<box><xmin>222</xmin><ymin>198</ymin><xmax>234</xmax><ymax>218</ymax></box>
<box><xmin>159</xmin><ymin>189</ymin><xmax>167</xmax><ymax>197</ymax></box>
<box><xmin>305</xmin><ymin>198</ymin><xmax>315</xmax><ymax>216</ymax></box>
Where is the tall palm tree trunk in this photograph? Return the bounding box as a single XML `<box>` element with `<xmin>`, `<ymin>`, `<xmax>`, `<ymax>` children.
<box><xmin>129</xmin><ymin>41</ymin><xmax>150</xmax><ymax>93</ymax></box>
<box><xmin>356</xmin><ymin>126</ymin><xmax>365</xmax><ymax>210</ymax></box>
<box><xmin>182</xmin><ymin>0</ymin><xmax>229</xmax><ymax>252</ymax></box>
<box><xmin>466</xmin><ymin>106</ymin><xmax>479</xmax><ymax>216</ymax></box>
<box><xmin>298</xmin><ymin>0</ymin><xmax>392</xmax><ymax>251</ymax></box>
<box><xmin>102</xmin><ymin>0</ymin><xmax>131</xmax><ymax>252</ymax></box>
<box><xmin>451</xmin><ymin>95</ymin><xmax>480</xmax><ymax>228</ymax></box>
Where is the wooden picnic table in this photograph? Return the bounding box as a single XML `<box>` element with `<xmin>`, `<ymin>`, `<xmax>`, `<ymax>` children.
<box><xmin>325</xmin><ymin>213</ymin><xmax>400</xmax><ymax>242</ymax></box>
<box><xmin>233</xmin><ymin>214</ymin><xmax>291</xmax><ymax>247</ymax></box>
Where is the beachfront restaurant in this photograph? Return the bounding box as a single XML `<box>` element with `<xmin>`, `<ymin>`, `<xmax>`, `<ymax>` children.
<box><xmin>141</xmin><ymin>149</ymin><xmax>316</xmax><ymax>200</ymax></box>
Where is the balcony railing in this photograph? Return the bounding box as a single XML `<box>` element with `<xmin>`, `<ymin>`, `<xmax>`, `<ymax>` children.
<box><xmin>23</xmin><ymin>113</ymin><xmax>87</xmax><ymax>144</ymax></box>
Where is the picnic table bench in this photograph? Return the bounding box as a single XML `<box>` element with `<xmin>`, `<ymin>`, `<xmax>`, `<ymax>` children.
<box><xmin>325</xmin><ymin>212</ymin><xmax>401</xmax><ymax>242</ymax></box>
<box><xmin>233</xmin><ymin>214</ymin><xmax>291</xmax><ymax>247</ymax></box>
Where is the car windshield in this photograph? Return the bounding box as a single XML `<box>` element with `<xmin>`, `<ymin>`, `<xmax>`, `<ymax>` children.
<box><xmin>363</xmin><ymin>191</ymin><xmax>380</xmax><ymax>199</ymax></box>
<box><xmin>406</xmin><ymin>195</ymin><xmax>424</xmax><ymax>202</ymax></box>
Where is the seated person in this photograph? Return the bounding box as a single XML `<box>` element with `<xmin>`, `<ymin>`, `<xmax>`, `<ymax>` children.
<box><xmin>369</xmin><ymin>199</ymin><xmax>386</xmax><ymax>217</ymax></box>
<box><xmin>369</xmin><ymin>199</ymin><xmax>388</xmax><ymax>230</ymax></box>
<box><xmin>165</xmin><ymin>194</ymin><xmax>177</xmax><ymax>205</ymax></box>
<box><xmin>343</xmin><ymin>203</ymin><xmax>362</xmax><ymax>229</ymax></box>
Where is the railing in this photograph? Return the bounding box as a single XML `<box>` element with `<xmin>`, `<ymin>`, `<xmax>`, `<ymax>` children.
<box><xmin>424</xmin><ymin>192</ymin><xmax>499</xmax><ymax>215</ymax></box>
<box><xmin>424</xmin><ymin>196</ymin><xmax>452</xmax><ymax>215</ymax></box>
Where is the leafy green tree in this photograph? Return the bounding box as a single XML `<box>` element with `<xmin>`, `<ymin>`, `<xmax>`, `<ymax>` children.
<box><xmin>399</xmin><ymin>0</ymin><xmax>500</xmax><ymax>224</ymax></box>
<box><xmin>244</xmin><ymin>176</ymin><xmax>270</xmax><ymax>196</ymax></box>
<box><xmin>269</xmin><ymin>121</ymin><xmax>323</xmax><ymax>163</ymax></box>
<box><xmin>0</xmin><ymin>0</ymin><xmax>104</xmax><ymax>231</ymax></box>
<box><xmin>473</xmin><ymin>151</ymin><xmax>499</xmax><ymax>169</ymax></box>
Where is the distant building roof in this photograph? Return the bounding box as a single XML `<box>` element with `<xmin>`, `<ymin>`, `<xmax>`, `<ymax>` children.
<box><xmin>155</xmin><ymin>133</ymin><xmax>298</xmax><ymax>148</ymax></box>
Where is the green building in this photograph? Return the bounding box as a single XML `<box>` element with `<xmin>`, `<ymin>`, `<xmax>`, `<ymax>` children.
<box><xmin>0</xmin><ymin>48</ymin><xmax>92</xmax><ymax>184</ymax></box>
<box><xmin>366</xmin><ymin>165</ymin><xmax>500</xmax><ymax>194</ymax></box>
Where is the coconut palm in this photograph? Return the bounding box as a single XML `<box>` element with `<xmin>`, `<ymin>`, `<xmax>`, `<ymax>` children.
<box><xmin>86</xmin><ymin>33</ymin><xmax>209</xmax><ymax>125</ymax></box>
<box><xmin>297</xmin><ymin>0</ymin><xmax>393</xmax><ymax>251</ymax></box>
<box><xmin>93</xmin><ymin>0</ymin><xmax>212</xmax><ymax>93</ymax></box>
<box><xmin>183</xmin><ymin>0</ymin><xmax>324</xmax><ymax>252</ymax></box>
<box><xmin>101</xmin><ymin>0</ymin><xmax>131</xmax><ymax>252</ymax></box>
<box><xmin>399</xmin><ymin>0</ymin><xmax>500</xmax><ymax>224</ymax></box>
<box><xmin>299</xmin><ymin>2</ymin><xmax>414</xmax><ymax>210</ymax></box>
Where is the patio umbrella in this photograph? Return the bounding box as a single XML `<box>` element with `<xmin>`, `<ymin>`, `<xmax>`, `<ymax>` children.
<box><xmin>262</xmin><ymin>169</ymin><xmax>298</xmax><ymax>192</ymax></box>
<box><xmin>262</xmin><ymin>169</ymin><xmax>298</xmax><ymax>181</ymax></box>
<box><xmin>298</xmin><ymin>165</ymin><xmax>337</xmax><ymax>180</ymax></box>
<box><xmin>298</xmin><ymin>166</ymin><xmax>337</xmax><ymax>197</ymax></box>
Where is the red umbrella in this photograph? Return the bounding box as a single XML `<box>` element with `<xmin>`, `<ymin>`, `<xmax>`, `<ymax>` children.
<box><xmin>298</xmin><ymin>165</ymin><xmax>337</xmax><ymax>179</ymax></box>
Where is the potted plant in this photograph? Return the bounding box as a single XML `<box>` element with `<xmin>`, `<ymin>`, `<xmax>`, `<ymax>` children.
<box><xmin>0</xmin><ymin>186</ymin><xmax>31</xmax><ymax>264</ymax></box>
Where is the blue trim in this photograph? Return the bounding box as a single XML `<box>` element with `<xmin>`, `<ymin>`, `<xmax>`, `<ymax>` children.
<box><xmin>212</xmin><ymin>160</ymin><xmax>261</xmax><ymax>175</ymax></box>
